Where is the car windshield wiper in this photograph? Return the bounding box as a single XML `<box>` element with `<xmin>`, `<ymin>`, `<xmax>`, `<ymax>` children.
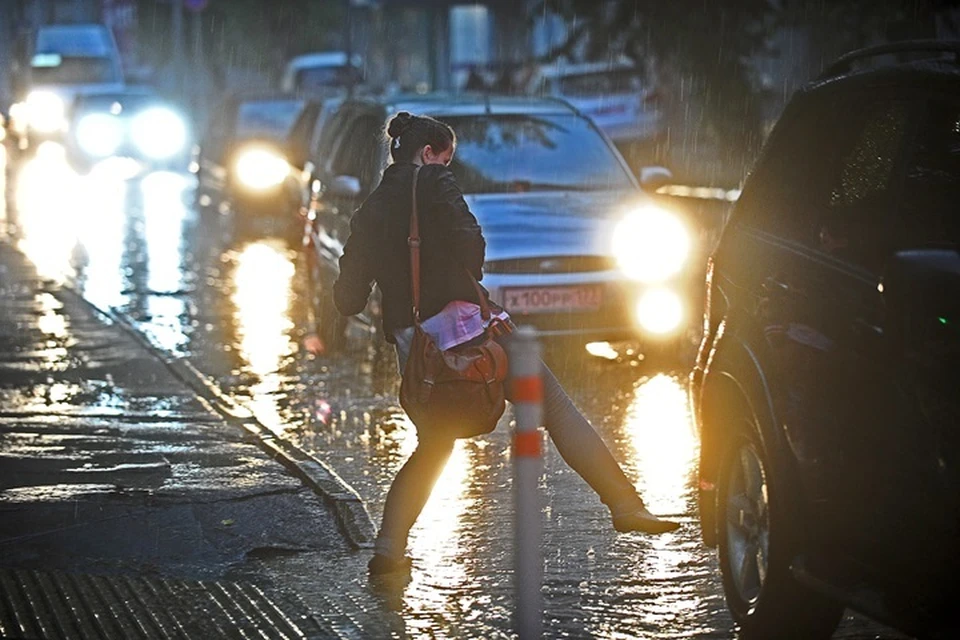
<box><xmin>501</xmin><ymin>181</ymin><xmax>606</xmax><ymax>193</ymax></box>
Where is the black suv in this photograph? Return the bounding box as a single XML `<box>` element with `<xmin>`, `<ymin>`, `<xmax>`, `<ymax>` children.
<box><xmin>691</xmin><ymin>41</ymin><xmax>960</xmax><ymax>639</ymax></box>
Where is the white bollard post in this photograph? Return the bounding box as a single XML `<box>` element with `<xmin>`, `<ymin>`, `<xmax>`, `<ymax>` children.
<box><xmin>508</xmin><ymin>325</ymin><xmax>543</xmax><ymax>640</ymax></box>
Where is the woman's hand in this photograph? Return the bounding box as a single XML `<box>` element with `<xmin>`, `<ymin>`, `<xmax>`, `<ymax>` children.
<box><xmin>303</xmin><ymin>332</ymin><xmax>326</xmax><ymax>356</ymax></box>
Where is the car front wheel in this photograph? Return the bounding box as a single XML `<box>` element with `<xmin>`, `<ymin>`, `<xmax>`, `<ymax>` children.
<box><xmin>717</xmin><ymin>430</ymin><xmax>843</xmax><ymax>640</ymax></box>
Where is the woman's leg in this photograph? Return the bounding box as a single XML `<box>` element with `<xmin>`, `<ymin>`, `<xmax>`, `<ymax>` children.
<box><xmin>510</xmin><ymin>360</ymin><xmax>679</xmax><ymax>533</ymax></box>
<box><xmin>531</xmin><ymin>364</ymin><xmax>639</xmax><ymax>508</ymax></box>
<box><xmin>373</xmin><ymin>434</ymin><xmax>458</xmax><ymax>562</ymax></box>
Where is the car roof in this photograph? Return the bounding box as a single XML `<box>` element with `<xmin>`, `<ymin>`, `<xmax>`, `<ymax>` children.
<box><xmin>799</xmin><ymin>41</ymin><xmax>960</xmax><ymax>98</ymax></box>
<box><xmin>285</xmin><ymin>52</ymin><xmax>363</xmax><ymax>70</ymax></box>
<box><xmin>344</xmin><ymin>92</ymin><xmax>580</xmax><ymax>117</ymax></box>
<box><xmin>537</xmin><ymin>59</ymin><xmax>638</xmax><ymax>79</ymax></box>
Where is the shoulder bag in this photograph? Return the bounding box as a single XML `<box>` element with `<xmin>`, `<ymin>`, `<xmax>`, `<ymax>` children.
<box><xmin>399</xmin><ymin>166</ymin><xmax>510</xmax><ymax>439</ymax></box>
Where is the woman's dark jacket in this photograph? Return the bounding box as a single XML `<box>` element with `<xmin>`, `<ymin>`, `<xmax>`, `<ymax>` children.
<box><xmin>333</xmin><ymin>162</ymin><xmax>488</xmax><ymax>341</ymax></box>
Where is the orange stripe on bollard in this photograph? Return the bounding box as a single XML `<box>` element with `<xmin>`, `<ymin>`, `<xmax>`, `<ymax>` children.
<box><xmin>514</xmin><ymin>430</ymin><xmax>541</xmax><ymax>458</ymax></box>
<box><xmin>511</xmin><ymin>376</ymin><xmax>543</xmax><ymax>403</ymax></box>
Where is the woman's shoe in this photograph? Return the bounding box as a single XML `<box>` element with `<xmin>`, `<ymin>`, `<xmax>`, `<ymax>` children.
<box><xmin>612</xmin><ymin>506</ymin><xmax>680</xmax><ymax>534</ymax></box>
<box><xmin>367</xmin><ymin>553</ymin><xmax>414</xmax><ymax>576</ymax></box>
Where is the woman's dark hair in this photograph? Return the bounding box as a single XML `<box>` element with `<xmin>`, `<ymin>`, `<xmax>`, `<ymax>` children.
<box><xmin>386</xmin><ymin>111</ymin><xmax>456</xmax><ymax>163</ymax></box>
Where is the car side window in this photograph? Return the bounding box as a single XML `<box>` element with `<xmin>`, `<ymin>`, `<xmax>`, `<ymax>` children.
<box><xmin>896</xmin><ymin>98</ymin><xmax>960</xmax><ymax>248</ymax></box>
<box><xmin>816</xmin><ymin>99</ymin><xmax>910</xmax><ymax>270</ymax></box>
<box><xmin>736</xmin><ymin>92</ymin><xmax>911</xmax><ymax>271</ymax></box>
<box><xmin>315</xmin><ymin>108</ymin><xmax>349</xmax><ymax>172</ymax></box>
<box><xmin>331</xmin><ymin>115</ymin><xmax>384</xmax><ymax>191</ymax></box>
<box><xmin>733</xmin><ymin>95</ymin><xmax>840</xmax><ymax>240</ymax></box>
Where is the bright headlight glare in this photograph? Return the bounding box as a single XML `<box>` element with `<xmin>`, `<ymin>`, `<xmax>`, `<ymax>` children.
<box><xmin>235</xmin><ymin>148</ymin><xmax>289</xmax><ymax>190</ymax></box>
<box><xmin>636</xmin><ymin>288</ymin><xmax>684</xmax><ymax>335</ymax></box>
<box><xmin>26</xmin><ymin>91</ymin><xmax>66</xmax><ymax>133</ymax></box>
<box><xmin>131</xmin><ymin>107</ymin><xmax>187</xmax><ymax>159</ymax></box>
<box><xmin>613</xmin><ymin>206</ymin><xmax>690</xmax><ymax>283</ymax></box>
<box><xmin>76</xmin><ymin>113</ymin><xmax>122</xmax><ymax>157</ymax></box>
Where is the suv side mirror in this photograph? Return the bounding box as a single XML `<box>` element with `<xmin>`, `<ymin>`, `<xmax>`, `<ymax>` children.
<box><xmin>328</xmin><ymin>175</ymin><xmax>361</xmax><ymax>199</ymax></box>
<box><xmin>639</xmin><ymin>165</ymin><xmax>673</xmax><ymax>193</ymax></box>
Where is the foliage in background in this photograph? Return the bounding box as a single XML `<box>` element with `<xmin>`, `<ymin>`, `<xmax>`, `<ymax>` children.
<box><xmin>536</xmin><ymin>0</ymin><xmax>960</xmax><ymax>183</ymax></box>
<box><xmin>135</xmin><ymin>0</ymin><xmax>343</xmax><ymax>83</ymax></box>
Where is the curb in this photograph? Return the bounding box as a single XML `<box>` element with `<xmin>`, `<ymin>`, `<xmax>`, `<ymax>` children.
<box><xmin>59</xmin><ymin>286</ymin><xmax>376</xmax><ymax>550</ymax></box>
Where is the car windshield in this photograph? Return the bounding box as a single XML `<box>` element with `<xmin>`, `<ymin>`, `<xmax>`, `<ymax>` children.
<box><xmin>235</xmin><ymin>100</ymin><xmax>305</xmax><ymax>138</ymax></box>
<box><xmin>444</xmin><ymin>114</ymin><xmax>634</xmax><ymax>194</ymax></box>
<box><xmin>30</xmin><ymin>57</ymin><xmax>120</xmax><ymax>85</ymax></box>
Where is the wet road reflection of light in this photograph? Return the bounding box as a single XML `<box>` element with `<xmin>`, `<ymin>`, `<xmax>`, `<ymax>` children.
<box><xmin>141</xmin><ymin>172</ymin><xmax>191</xmax><ymax>353</ymax></box>
<box><xmin>230</xmin><ymin>240</ymin><xmax>297</xmax><ymax>434</ymax></box>
<box><xmin>14</xmin><ymin>143</ymin><xmax>129</xmax><ymax>311</ymax></box>
<box><xmin>74</xmin><ymin>170</ymin><xmax>127</xmax><ymax>310</ymax></box>
<box><xmin>583</xmin><ymin>373</ymin><xmax>709</xmax><ymax>638</ymax></box>
<box><xmin>620</xmin><ymin>374</ymin><xmax>698</xmax><ymax>516</ymax></box>
<box><xmin>407</xmin><ymin>440</ymin><xmax>472</xmax><ymax>598</ymax></box>
<box><xmin>16</xmin><ymin>143</ymin><xmax>83</xmax><ymax>282</ymax></box>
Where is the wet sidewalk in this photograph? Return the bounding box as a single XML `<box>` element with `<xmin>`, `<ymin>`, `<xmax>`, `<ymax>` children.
<box><xmin>0</xmin><ymin>239</ymin><xmax>356</xmax><ymax>638</ymax></box>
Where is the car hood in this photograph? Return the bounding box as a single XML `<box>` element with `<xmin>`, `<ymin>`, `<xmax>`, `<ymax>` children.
<box><xmin>465</xmin><ymin>190</ymin><xmax>643</xmax><ymax>261</ymax></box>
<box><xmin>30</xmin><ymin>82</ymin><xmax>127</xmax><ymax>103</ymax></box>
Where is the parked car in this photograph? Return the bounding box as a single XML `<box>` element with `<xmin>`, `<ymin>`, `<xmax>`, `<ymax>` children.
<box><xmin>65</xmin><ymin>88</ymin><xmax>189</xmax><ymax>176</ymax></box>
<box><xmin>690</xmin><ymin>41</ymin><xmax>960</xmax><ymax>639</ymax></box>
<box><xmin>8</xmin><ymin>24</ymin><xmax>125</xmax><ymax>153</ymax></box>
<box><xmin>302</xmin><ymin>93</ymin><xmax>702</xmax><ymax>352</ymax></box>
<box><xmin>192</xmin><ymin>93</ymin><xmax>324</xmax><ymax>220</ymax></box>
<box><xmin>524</xmin><ymin>59</ymin><xmax>661</xmax><ymax>147</ymax></box>
<box><xmin>280</xmin><ymin>52</ymin><xmax>364</xmax><ymax>96</ymax></box>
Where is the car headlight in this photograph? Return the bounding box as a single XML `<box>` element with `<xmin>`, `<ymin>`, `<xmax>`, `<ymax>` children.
<box><xmin>613</xmin><ymin>205</ymin><xmax>690</xmax><ymax>283</ymax></box>
<box><xmin>234</xmin><ymin>147</ymin><xmax>289</xmax><ymax>190</ymax></box>
<box><xmin>25</xmin><ymin>91</ymin><xmax>66</xmax><ymax>134</ymax></box>
<box><xmin>131</xmin><ymin>107</ymin><xmax>187</xmax><ymax>159</ymax></box>
<box><xmin>636</xmin><ymin>288</ymin><xmax>684</xmax><ymax>334</ymax></box>
<box><xmin>76</xmin><ymin>113</ymin><xmax>123</xmax><ymax>157</ymax></box>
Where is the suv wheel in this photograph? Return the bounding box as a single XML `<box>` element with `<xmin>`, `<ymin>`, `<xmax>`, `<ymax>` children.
<box><xmin>718</xmin><ymin>430</ymin><xmax>843</xmax><ymax>639</ymax></box>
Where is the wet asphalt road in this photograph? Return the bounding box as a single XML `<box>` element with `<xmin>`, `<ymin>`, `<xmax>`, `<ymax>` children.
<box><xmin>2</xmin><ymin>147</ymin><xmax>910</xmax><ymax>639</ymax></box>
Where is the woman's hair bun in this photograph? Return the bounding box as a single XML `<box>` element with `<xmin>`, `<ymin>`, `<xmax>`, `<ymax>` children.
<box><xmin>387</xmin><ymin>111</ymin><xmax>414</xmax><ymax>138</ymax></box>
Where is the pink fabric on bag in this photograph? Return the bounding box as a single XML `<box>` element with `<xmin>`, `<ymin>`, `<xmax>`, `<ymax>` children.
<box><xmin>416</xmin><ymin>300</ymin><xmax>511</xmax><ymax>351</ymax></box>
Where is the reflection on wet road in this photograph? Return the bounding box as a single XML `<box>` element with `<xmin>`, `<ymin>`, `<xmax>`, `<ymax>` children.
<box><xmin>2</xmin><ymin>150</ymin><xmax>907</xmax><ymax>639</ymax></box>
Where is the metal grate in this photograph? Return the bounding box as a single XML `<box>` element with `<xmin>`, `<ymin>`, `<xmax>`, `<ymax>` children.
<box><xmin>0</xmin><ymin>568</ymin><xmax>328</xmax><ymax>640</ymax></box>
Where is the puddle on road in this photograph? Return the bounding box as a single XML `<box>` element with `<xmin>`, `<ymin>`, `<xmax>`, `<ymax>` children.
<box><xmin>0</xmin><ymin>483</ymin><xmax>119</xmax><ymax>503</ymax></box>
<box><xmin>4</xmin><ymin>150</ymin><xmax>733</xmax><ymax>637</ymax></box>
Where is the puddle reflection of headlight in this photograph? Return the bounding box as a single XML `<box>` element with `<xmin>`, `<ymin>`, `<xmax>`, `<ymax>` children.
<box><xmin>235</xmin><ymin>147</ymin><xmax>289</xmax><ymax>190</ymax></box>
<box><xmin>131</xmin><ymin>107</ymin><xmax>187</xmax><ymax>159</ymax></box>
<box><xmin>637</xmin><ymin>288</ymin><xmax>683</xmax><ymax>335</ymax></box>
<box><xmin>76</xmin><ymin>113</ymin><xmax>123</xmax><ymax>157</ymax></box>
<box><xmin>614</xmin><ymin>206</ymin><xmax>690</xmax><ymax>283</ymax></box>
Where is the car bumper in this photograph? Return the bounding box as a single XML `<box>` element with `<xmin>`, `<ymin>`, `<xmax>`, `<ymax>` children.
<box><xmin>481</xmin><ymin>270</ymin><xmax>697</xmax><ymax>343</ymax></box>
<box><xmin>229</xmin><ymin>178</ymin><xmax>301</xmax><ymax>216</ymax></box>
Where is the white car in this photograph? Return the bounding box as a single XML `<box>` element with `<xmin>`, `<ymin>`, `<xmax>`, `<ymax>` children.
<box><xmin>9</xmin><ymin>24</ymin><xmax>125</xmax><ymax>150</ymax></box>
<box><xmin>527</xmin><ymin>60</ymin><xmax>661</xmax><ymax>145</ymax></box>
<box><xmin>280</xmin><ymin>52</ymin><xmax>364</xmax><ymax>96</ymax></box>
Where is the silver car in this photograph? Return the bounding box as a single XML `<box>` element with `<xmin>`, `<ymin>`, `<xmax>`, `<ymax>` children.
<box><xmin>303</xmin><ymin>95</ymin><xmax>697</xmax><ymax>349</ymax></box>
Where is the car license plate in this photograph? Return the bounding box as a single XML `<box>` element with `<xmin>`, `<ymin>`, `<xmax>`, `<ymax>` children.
<box><xmin>503</xmin><ymin>286</ymin><xmax>602</xmax><ymax>314</ymax></box>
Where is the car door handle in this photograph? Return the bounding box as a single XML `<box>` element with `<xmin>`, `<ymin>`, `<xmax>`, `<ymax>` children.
<box><xmin>852</xmin><ymin>317</ymin><xmax>884</xmax><ymax>343</ymax></box>
<box><xmin>762</xmin><ymin>277</ymin><xmax>797</xmax><ymax>298</ymax></box>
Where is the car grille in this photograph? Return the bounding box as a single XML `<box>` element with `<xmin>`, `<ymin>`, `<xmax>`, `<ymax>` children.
<box><xmin>483</xmin><ymin>255</ymin><xmax>617</xmax><ymax>275</ymax></box>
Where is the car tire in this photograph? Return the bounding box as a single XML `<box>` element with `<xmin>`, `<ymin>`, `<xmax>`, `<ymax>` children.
<box><xmin>717</xmin><ymin>428</ymin><xmax>844</xmax><ymax>640</ymax></box>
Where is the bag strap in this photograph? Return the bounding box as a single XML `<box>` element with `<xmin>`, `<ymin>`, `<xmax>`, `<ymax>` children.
<box><xmin>408</xmin><ymin>166</ymin><xmax>423</xmax><ymax>324</ymax></box>
<box><xmin>408</xmin><ymin>165</ymin><xmax>494</xmax><ymax>324</ymax></box>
